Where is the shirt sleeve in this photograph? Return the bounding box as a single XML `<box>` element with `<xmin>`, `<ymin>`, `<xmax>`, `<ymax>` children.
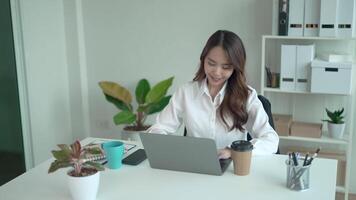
<box><xmin>245</xmin><ymin>89</ymin><xmax>279</xmax><ymax>155</ymax></box>
<box><xmin>146</xmin><ymin>85</ymin><xmax>184</xmax><ymax>135</ymax></box>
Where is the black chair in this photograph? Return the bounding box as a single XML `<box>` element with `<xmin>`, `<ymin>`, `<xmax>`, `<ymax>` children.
<box><xmin>248</xmin><ymin>95</ymin><xmax>280</xmax><ymax>154</ymax></box>
<box><xmin>184</xmin><ymin>95</ymin><xmax>280</xmax><ymax>154</ymax></box>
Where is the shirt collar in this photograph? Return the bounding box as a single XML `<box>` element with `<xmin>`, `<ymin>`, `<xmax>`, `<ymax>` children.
<box><xmin>196</xmin><ymin>78</ymin><xmax>227</xmax><ymax>103</ymax></box>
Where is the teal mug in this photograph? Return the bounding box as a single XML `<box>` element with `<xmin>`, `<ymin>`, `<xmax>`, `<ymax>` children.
<box><xmin>102</xmin><ymin>141</ymin><xmax>124</xmax><ymax>169</ymax></box>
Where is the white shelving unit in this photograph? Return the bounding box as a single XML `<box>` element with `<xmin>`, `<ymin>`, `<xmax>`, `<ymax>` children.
<box><xmin>260</xmin><ymin>35</ymin><xmax>355</xmax><ymax>200</ymax></box>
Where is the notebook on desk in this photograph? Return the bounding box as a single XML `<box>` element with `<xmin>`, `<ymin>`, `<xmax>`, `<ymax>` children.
<box><xmin>139</xmin><ymin>133</ymin><xmax>231</xmax><ymax>176</ymax></box>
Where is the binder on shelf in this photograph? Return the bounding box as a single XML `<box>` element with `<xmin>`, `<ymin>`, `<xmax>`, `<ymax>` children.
<box><xmin>303</xmin><ymin>0</ymin><xmax>320</xmax><ymax>36</ymax></box>
<box><xmin>280</xmin><ymin>45</ymin><xmax>296</xmax><ymax>91</ymax></box>
<box><xmin>320</xmin><ymin>0</ymin><xmax>339</xmax><ymax>37</ymax></box>
<box><xmin>288</xmin><ymin>0</ymin><xmax>305</xmax><ymax>36</ymax></box>
<box><xmin>296</xmin><ymin>45</ymin><xmax>315</xmax><ymax>92</ymax></box>
<box><xmin>279</xmin><ymin>0</ymin><xmax>289</xmax><ymax>35</ymax></box>
<box><xmin>337</xmin><ymin>0</ymin><xmax>355</xmax><ymax>37</ymax></box>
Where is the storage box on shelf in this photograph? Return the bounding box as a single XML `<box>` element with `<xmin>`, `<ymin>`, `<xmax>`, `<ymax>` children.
<box><xmin>310</xmin><ymin>59</ymin><xmax>353</xmax><ymax>95</ymax></box>
<box><xmin>261</xmin><ymin>35</ymin><xmax>355</xmax><ymax>200</ymax></box>
<box><xmin>272</xmin><ymin>114</ymin><xmax>292</xmax><ymax>136</ymax></box>
<box><xmin>290</xmin><ymin>121</ymin><xmax>322</xmax><ymax>138</ymax></box>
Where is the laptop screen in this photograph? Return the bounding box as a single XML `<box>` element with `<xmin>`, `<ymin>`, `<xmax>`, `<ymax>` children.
<box><xmin>139</xmin><ymin>133</ymin><xmax>231</xmax><ymax>175</ymax></box>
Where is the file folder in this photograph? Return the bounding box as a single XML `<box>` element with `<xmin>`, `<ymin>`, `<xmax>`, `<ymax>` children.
<box><xmin>279</xmin><ymin>0</ymin><xmax>290</xmax><ymax>35</ymax></box>
<box><xmin>288</xmin><ymin>0</ymin><xmax>305</xmax><ymax>36</ymax></box>
<box><xmin>320</xmin><ymin>0</ymin><xmax>339</xmax><ymax>37</ymax></box>
<box><xmin>337</xmin><ymin>0</ymin><xmax>355</xmax><ymax>37</ymax></box>
<box><xmin>303</xmin><ymin>0</ymin><xmax>320</xmax><ymax>36</ymax></box>
<box><xmin>296</xmin><ymin>45</ymin><xmax>315</xmax><ymax>92</ymax></box>
<box><xmin>280</xmin><ymin>45</ymin><xmax>296</xmax><ymax>91</ymax></box>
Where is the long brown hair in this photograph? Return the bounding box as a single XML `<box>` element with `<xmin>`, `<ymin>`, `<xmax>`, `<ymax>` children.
<box><xmin>193</xmin><ymin>30</ymin><xmax>251</xmax><ymax>131</ymax></box>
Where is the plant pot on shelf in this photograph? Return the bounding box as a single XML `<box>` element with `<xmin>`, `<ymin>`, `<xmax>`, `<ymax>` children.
<box><xmin>67</xmin><ymin>168</ymin><xmax>100</xmax><ymax>200</ymax></box>
<box><xmin>328</xmin><ymin>122</ymin><xmax>345</xmax><ymax>139</ymax></box>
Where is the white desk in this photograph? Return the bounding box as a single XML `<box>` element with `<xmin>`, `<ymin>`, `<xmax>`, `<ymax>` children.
<box><xmin>0</xmin><ymin>137</ymin><xmax>337</xmax><ymax>200</ymax></box>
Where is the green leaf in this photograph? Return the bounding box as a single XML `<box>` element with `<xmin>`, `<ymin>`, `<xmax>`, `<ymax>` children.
<box><xmin>337</xmin><ymin>108</ymin><xmax>344</xmax><ymax>115</ymax></box>
<box><xmin>326</xmin><ymin>108</ymin><xmax>333</xmax><ymax>119</ymax></box>
<box><xmin>137</xmin><ymin>105</ymin><xmax>147</xmax><ymax>113</ymax></box>
<box><xmin>325</xmin><ymin>108</ymin><xmax>345</xmax><ymax>123</ymax></box>
<box><xmin>145</xmin><ymin>77</ymin><xmax>174</xmax><ymax>104</ymax></box>
<box><xmin>99</xmin><ymin>81</ymin><xmax>132</xmax><ymax>104</ymax></box>
<box><xmin>57</xmin><ymin>144</ymin><xmax>71</xmax><ymax>155</ymax></box>
<box><xmin>51</xmin><ymin>150</ymin><xmax>71</xmax><ymax>161</ymax></box>
<box><xmin>113</xmin><ymin>111</ymin><xmax>136</xmax><ymax>125</ymax></box>
<box><xmin>135</xmin><ymin>79</ymin><xmax>150</xmax><ymax>104</ymax></box>
<box><xmin>146</xmin><ymin>95</ymin><xmax>172</xmax><ymax>114</ymax></box>
<box><xmin>48</xmin><ymin>160</ymin><xmax>72</xmax><ymax>173</ymax></box>
<box><xmin>104</xmin><ymin>94</ymin><xmax>131</xmax><ymax>111</ymax></box>
<box><xmin>85</xmin><ymin>161</ymin><xmax>105</xmax><ymax>171</ymax></box>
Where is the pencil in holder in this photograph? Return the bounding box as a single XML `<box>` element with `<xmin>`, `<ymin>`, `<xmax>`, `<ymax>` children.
<box><xmin>285</xmin><ymin>158</ymin><xmax>311</xmax><ymax>191</ymax></box>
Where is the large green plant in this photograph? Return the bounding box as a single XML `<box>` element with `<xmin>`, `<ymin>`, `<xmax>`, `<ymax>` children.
<box><xmin>99</xmin><ymin>77</ymin><xmax>174</xmax><ymax>131</ymax></box>
<box><xmin>322</xmin><ymin>108</ymin><xmax>345</xmax><ymax>124</ymax></box>
<box><xmin>48</xmin><ymin>140</ymin><xmax>104</xmax><ymax>177</ymax></box>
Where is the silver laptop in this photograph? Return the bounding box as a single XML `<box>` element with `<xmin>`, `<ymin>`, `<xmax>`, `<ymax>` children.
<box><xmin>139</xmin><ymin>133</ymin><xmax>231</xmax><ymax>176</ymax></box>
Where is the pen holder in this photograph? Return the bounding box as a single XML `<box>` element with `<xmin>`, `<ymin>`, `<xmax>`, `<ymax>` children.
<box><xmin>285</xmin><ymin>158</ymin><xmax>311</xmax><ymax>191</ymax></box>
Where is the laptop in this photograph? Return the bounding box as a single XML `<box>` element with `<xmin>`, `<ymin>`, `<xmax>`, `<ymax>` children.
<box><xmin>139</xmin><ymin>133</ymin><xmax>232</xmax><ymax>176</ymax></box>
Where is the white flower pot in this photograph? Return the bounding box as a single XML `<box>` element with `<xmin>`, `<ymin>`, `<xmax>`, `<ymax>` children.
<box><xmin>121</xmin><ymin>129</ymin><xmax>142</xmax><ymax>142</ymax></box>
<box><xmin>327</xmin><ymin>122</ymin><xmax>345</xmax><ymax>139</ymax></box>
<box><xmin>67</xmin><ymin>170</ymin><xmax>100</xmax><ymax>200</ymax></box>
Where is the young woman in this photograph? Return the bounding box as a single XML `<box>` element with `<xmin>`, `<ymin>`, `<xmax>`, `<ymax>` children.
<box><xmin>148</xmin><ymin>30</ymin><xmax>279</xmax><ymax>158</ymax></box>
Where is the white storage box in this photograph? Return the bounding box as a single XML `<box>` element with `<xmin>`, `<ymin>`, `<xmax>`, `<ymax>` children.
<box><xmin>310</xmin><ymin>59</ymin><xmax>352</xmax><ymax>95</ymax></box>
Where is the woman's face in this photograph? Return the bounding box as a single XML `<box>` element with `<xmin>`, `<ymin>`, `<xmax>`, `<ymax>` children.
<box><xmin>204</xmin><ymin>46</ymin><xmax>234</xmax><ymax>90</ymax></box>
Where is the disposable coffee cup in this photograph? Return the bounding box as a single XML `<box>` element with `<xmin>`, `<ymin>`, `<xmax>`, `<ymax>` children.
<box><xmin>230</xmin><ymin>140</ymin><xmax>253</xmax><ymax>176</ymax></box>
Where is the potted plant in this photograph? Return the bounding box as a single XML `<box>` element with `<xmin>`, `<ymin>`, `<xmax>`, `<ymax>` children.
<box><xmin>99</xmin><ymin>77</ymin><xmax>174</xmax><ymax>141</ymax></box>
<box><xmin>48</xmin><ymin>140</ymin><xmax>105</xmax><ymax>200</ymax></box>
<box><xmin>322</xmin><ymin>108</ymin><xmax>345</xmax><ymax>139</ymax></box>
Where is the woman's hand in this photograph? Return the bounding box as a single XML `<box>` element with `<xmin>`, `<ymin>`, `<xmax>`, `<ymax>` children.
<box><xmin>218</xmin><ymin>148</ymin><xmax>231</xmax><ymax>159</ymax></box>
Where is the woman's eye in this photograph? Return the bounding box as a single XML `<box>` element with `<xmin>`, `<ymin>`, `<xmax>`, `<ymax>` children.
<box><xmin>208</xmin><ymin>62</ymin><xmax>216</xmax><ymax>66</ymax></box>
<box><xmin>222</xmin><ymin>65</ymin><xmax>232</xmax><ymax>70</ymax></box>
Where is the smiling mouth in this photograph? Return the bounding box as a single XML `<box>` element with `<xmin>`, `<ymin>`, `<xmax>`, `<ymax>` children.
<box><xmin>211</xmin><ymin>77</ymin><xmax>222</xmax><ymax>81</ymax></box>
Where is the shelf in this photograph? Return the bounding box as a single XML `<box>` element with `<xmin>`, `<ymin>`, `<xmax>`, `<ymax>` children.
<box><xmin>263</xmin><ymin>35</ymin><xmax>356</xmax><ymax>41</ymax></box>
<box><xmin>264</xmin><ymin>88</ymin><xmax>311</xmax><ymax>94</ymax></box>
<box><xmin>279</xmin><ymin>134</ymin><xmax>349</xmax><ymax>145</ymax></box>
<box><xmin>264</xmin><ymin>9</ymin><xmax>354</xmax><ymax>199</ymax></box>
<box><xmin>263</xmin><ymin>87</ymin><xmax>351</xmax><ymax>96</ymax></box>
<box><xmin>336</xmin><ymin>186</ymin><xmax>346</xmax><ymax>193</ymax></box>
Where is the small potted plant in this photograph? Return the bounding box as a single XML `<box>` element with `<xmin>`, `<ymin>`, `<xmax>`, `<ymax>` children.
<box><xmin>99</xmin><ymin>77</ymin><xmax>174</xmax><ymax>141</ymax></box>
<box><xmin>48</xmin><ymin>140</ymin><xmax>105</xmax><ymax>200</ymax></box>
<box><xmin>322</xmin><ymin>108</ymin><xmax>345</xmax><ymax>139</ymax></box>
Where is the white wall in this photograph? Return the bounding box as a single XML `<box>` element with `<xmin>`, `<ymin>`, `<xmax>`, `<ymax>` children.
<box><xmin>19</xmin><ymin>0</ymin><xmax>73</xmax><ymax>165</ymax></box>
<box><xmin>80</xmin><ymin>0</ymin><xmax>273</xmax><ymax>139</ymax></box>
<box><xmin>17</xmin><ymin>0</ymin><xmax>356</xmax><ymax>193</ymax></box>
<box><xmin>62</xmin><ymin>0</ymin><xmax>89</xmax><ymax>141</ymax></box>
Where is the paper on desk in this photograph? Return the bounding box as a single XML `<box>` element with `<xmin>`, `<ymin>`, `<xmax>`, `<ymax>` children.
<box><xmin>84</xmin><ymin>139</ymin><xmax>137</xmax><ymax>164</ymax></box>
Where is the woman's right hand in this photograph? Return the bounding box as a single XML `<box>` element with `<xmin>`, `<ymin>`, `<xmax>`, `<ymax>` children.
<box><xmin>218</xmin><ymin>148</ymin><xmax>231</xmax><ymax>159</ymax></box>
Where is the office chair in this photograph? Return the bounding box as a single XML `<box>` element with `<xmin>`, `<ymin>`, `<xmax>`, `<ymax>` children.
<box><xmin>183</xmin><ymin>95</ymin><xmax>280</xmax><ymax>154</ymax></box>
<box><xmin>249</xmin><ymin>95</ymin><xmax>280</xmax><ymax>154</ymax></box>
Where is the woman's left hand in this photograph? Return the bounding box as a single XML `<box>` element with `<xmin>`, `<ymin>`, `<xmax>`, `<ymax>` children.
<box><xmin>218</xmin><ymin>148</ymin><xmax>231</xmax><ymax>159</ymax></box>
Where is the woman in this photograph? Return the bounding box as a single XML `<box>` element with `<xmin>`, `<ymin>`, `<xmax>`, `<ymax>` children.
<box><xmin>148</xmin><ymin>30</ymin><xmax>279</xmax><ymax>157</ymax></box>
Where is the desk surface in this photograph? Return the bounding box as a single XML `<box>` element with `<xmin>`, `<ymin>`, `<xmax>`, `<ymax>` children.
<box><xmin>0</xmin><ymin>137</ymin><xmax>337</xmax><ymax>200</ymax></box>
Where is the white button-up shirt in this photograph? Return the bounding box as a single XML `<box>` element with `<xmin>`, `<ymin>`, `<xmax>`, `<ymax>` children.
<box><xmin>148</xmin><ymin>79</ymin><xmax>279</xmax><ymax>155</ymax></box>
